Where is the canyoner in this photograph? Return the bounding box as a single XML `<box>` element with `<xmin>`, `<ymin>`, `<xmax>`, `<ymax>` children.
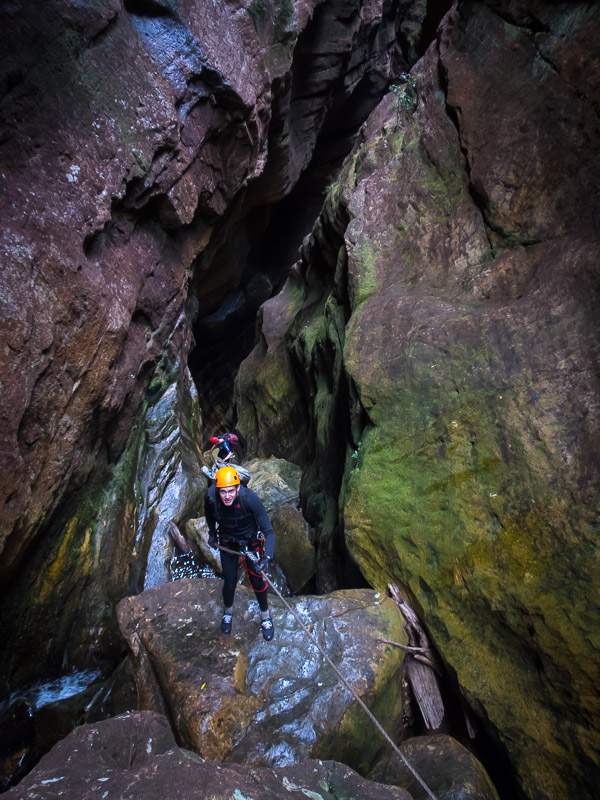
<box><xmin>201</xmin><ymin>432</ymin><xmax>251</xmax><ymax>484</ymax></box>
<box><xmin>205</xmin><ymin>465</ymin><xmax>276</xmax><ymax>641</ymax></box>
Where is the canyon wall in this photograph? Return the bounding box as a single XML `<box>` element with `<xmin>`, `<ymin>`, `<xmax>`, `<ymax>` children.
<box><xmin>236</xmin><ymin>2</ymin><xmax>600</xmax><ymax>798</ymax></box>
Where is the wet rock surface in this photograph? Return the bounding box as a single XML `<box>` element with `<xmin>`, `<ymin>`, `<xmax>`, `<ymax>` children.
<box><xmin>4</xmin><ymin>711</ymin><xmax>412</xmax><ymax>800</ymax></box>
<box><xmin>0</xmin><ymin>355</ymin><xmax>202</xmax><ymax>693</ymax></box>
<box><xmin>370</xmin><ymin>734</ymin><xmax>499</xmax><ymax>800</ymax></box>
<box><xmin>117</xmin><ymin>580</ymin><xmax>407</xmax><ymax>770</ymax></box>
<box><xmin>133</xmin><ymin>362</ymin><xmax>205</xmax><ymax>591</ymax></box>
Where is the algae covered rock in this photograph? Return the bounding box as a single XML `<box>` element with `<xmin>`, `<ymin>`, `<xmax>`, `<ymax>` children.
<box><xmin>0</xmin><ymin>356</ymin><xmax>203</xmax><ymax>693</ymax></box>
<box><xmin>4</xmin><ymin>711</ymin><xmax>412</xmax><ymax>800</ymax></box>
<box><xmin>370</xmin><ymin>734</ymin><xmax>499</xmax><ymax>800</ymax></box>
<box><xmin>117</xmin><ymin>580</ymin><xmax>407</xmax><ymax>770</ymax></box>
<box><xmin>339</xmin><ymin>9</ymin><xmax>600</xmax><ymax>798</ymax></box>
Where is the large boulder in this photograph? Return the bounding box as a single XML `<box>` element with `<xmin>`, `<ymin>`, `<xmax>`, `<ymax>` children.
<box><xmin>4</xmin><ymin>711</ymin><xmax>412</xmax><ymax>800</ymax></box>
<box><xmin>271</xmin><ymin>503</ymin><xmax>316</xmax><ymax>592</ymax></box>
<box><xmin>117</xmin><ymin>580</ymin><xmax>407</xmax><ymax>772</ymax></box>
<box><xmin>370</xmin><ymin>734</ymin><xmax>499</xmax><ymax>800</ymax></box>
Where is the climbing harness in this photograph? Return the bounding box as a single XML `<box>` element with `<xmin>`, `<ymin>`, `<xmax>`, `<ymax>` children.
<box><xmin>217</xmin><ymin>543</ymin><xmax>439</xmax><ymax>800</ymax></box>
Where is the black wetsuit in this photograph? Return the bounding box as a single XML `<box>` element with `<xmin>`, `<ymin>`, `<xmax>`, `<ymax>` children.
<box><xmin>204</xmin><ymin>485</ymin><xmax>275</xmax><ymax>611</ymax></box>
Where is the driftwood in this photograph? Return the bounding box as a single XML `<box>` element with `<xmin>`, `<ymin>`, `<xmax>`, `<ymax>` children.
<box><xmin>167</xmin><ymin>520</ymin><xmax>192</xmax><ymax>554</ymax></box>
<box><xmin>388</xmin><ymin>583</ymin><xmax>445</xmax><ymax>731</ymax></box>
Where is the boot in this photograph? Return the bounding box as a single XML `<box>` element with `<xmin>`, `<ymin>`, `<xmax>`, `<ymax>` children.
<box><xmin>221</xmin><ymin>612</ymin><xmax>233</xmax><ymax>634</ymax></box>
<box><xmin>260</xmin><ymin>616</ymin><xmax>274</xmax><ymax>642</ymax></box>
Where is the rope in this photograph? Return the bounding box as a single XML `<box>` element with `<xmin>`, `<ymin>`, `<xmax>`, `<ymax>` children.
<box><xmin>218</xmin><ymin>544</ymin><xmax>439</xmax><ymax>800</ymax></box>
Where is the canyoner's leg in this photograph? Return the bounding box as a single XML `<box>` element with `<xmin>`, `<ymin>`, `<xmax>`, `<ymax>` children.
<box><xmin>244</xmin><ymin>556</ymin><xmax>274</xmax><ymax>641</ymax></box>
<box><xmin>220</xmin><ymin>550</ymin><xmax>240</xmax><ymax>634</ymax></box>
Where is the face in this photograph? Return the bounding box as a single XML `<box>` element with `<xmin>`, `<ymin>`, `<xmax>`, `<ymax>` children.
<box><xmin>218</xmin><ymin>485</ymin><xmax>239</xmax><ymax>506</ymax></box>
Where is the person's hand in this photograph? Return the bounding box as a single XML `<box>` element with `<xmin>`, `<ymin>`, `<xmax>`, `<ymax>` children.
<box><xmin>255</xmin><ymin>554</ymin><xmax>270</xmax><ymax>573</ymax></box>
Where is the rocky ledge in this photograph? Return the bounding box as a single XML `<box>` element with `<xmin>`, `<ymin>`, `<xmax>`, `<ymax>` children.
<box><xmin>3</xmin><ymin>710</ymin><xmax>412</xmax><ymax>800</ymax></box>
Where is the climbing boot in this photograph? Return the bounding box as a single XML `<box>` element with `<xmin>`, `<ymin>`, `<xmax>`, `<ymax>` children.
<box><xmin>260</xmin><ymin>616</ymin><xmax>274</xmax><ymax>642</ymax></box>
<box><xmin>221</xmin><ymin>613</ymin><xmax>233</xmax><ymax>635</ymax></box>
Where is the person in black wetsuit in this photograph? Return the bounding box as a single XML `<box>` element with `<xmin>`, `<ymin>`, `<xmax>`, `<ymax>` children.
<box><xmin>205</xmin><ymin>465</ymin><xmax>275</xmax><ymax>641</ymax></box>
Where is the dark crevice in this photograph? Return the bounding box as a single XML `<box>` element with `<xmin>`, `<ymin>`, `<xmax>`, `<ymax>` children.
<box><xmin>416</xmin><ymin>0</ymin><xmax>455</xmax><ymax>57</ymax></box>
<box><xmin>123</xmin><ymin>0</ymin><xmax>177</xmax><ymax>21</ymax></box>
<box><xmin>188</xmin><ymin>0</ymin><xmax>401</xmax><ymax>432</ymax></box>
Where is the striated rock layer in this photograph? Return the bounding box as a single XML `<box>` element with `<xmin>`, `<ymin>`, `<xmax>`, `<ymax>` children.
<box><xmin>235</xmin><ymin>2</ymin><xmax>600</xmax><ymax>798</ymax></box>
<box><xmin>0</xmin><ymin>0</ymin><xmax>407</xmax><ymax>580</ymax></box>
<box><xmin>0</xmin><ymin>0</ymin><xmax>410</xmax><ymax>690</ymax></box>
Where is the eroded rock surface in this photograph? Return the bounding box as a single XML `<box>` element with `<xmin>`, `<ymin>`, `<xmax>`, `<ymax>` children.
<box><xmin>117</xmin><ymin>580</ymin><xmax>407</xmax><ymax>771</ymax></box>
<box><xmin>4</xmin><ymin>711</ymin><xmax>412</xmax><ymax>800</ymax></box>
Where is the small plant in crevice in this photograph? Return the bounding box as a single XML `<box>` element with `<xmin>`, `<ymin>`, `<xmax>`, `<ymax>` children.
<box><xmin>351</xmin><ymin>440</ymin><xmax>364</xmax><ymax>471</ymax></box>
<box><xmin>390</xmin><ymin>73</ymin><xmax>418</xmax><ymax>124</ymax></box>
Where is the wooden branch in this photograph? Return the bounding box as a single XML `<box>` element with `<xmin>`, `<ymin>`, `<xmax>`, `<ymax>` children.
<box><xmin>388</xmin><ymin>582</ymin><xmax>445</xmax><ymax>730</ymax></box>
<box><xmin>407</xmin><ymin>658</ymin><xmax>445</xmax><ymax>730</ymax></box>
<box><xmin>377</xmin><ymin>638</ymin><xmax>427</xmax><ymax>654</ymax></box>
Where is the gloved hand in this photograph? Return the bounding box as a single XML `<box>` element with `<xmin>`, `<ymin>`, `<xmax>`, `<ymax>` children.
<box><xmin>255</xmin><ymin>554</ymin><xmax>270</xmax><ymax>573</ymax></box>
<box><xmin>208</xmin><ymin>532</ymin><xmax>218</xmax><ymax>549</ymax></box>
<box><xmin>244</xmin><ymin>549</ymin><xmax>269</xmax><ymax>573</ymax></box>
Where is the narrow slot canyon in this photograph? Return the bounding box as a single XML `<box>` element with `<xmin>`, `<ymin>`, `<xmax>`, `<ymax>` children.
<box><xmin>1</xmin><ymin>2</ymin><xmax>599</xmax><ymax>799</ymax></box>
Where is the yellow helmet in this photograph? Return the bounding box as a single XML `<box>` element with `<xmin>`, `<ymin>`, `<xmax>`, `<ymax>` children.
<box><xmin>215</xmin><ymin>466</ymin><xmax>240</xmax><ymax>488</ymax></box>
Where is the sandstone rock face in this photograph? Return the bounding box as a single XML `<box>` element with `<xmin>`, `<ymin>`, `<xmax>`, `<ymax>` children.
<box><xmin>0</xmin><ymin>0</ymin><xmax>405</xmax><ymax>702</ymax></box>
<box><xmin>4</xmin><ymin>711</ymin><xmax>412</xmax><ymax>800</ymax></box>
<box><xmin>0</xmin><ymin>356</ymin><xmax>202</xmax><ymax>692</ymax></box>
<box><xmin>117</xmin><ymin>580</ymin><xmax>407</xmax><ymax>771</ymax></box>
<box><xmin>235</xmin><ymin>3</ymin><xmax>600</xmax><ymax>798</ymax></box>
<box><xmin>1</xmin><ymin>0</ymin><xmax>405</xmax><ymax>579</ymax></box>
<box><xmin>1</xmin><ymin>0</ymin><xmax>226</xmax><ymax>578</ymax></box>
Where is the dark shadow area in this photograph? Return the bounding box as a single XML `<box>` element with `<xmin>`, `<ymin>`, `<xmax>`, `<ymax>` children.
<box><xmin>188</xmin><ymin>0</ymin><xmax>403</xmax><ymax>433</ymax></box>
